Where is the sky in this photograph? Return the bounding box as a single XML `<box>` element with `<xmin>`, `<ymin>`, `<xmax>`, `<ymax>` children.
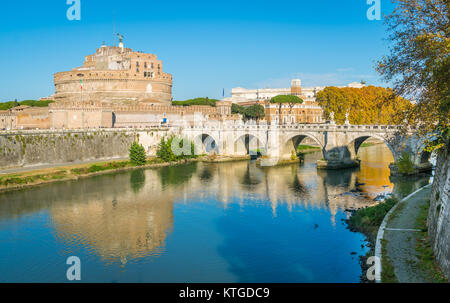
<box><xmin>0</xmin><ymin>0</ymin><xmax>397</xmax><ymax>101</ymax></box>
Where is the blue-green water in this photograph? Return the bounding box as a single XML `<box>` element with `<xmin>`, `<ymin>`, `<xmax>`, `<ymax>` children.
<box><xmin>0</xmin><ymin>145</ymin><xmax>430</xmax><ymax>282</ymax></box>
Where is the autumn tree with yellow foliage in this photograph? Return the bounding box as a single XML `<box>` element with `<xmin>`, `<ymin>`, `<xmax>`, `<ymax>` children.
<box><xmin>316</xmin><ymin>86</ymin><xmax>412</xmax><ymax>125</ymax></box>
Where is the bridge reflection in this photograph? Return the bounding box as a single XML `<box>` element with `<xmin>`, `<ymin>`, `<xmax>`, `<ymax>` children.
<box><xmin>0</xmin><ymin>144</ymin><xmax>430</xmax><ymax>264</ymax></box>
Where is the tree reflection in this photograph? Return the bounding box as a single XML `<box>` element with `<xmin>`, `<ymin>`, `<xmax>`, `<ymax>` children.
<box><xmin>130</xmin><ymin>169</ymin><xmax>146</xmax><ymax>193</ymax></box>
<box><xmin>158</xmin><ymin>162</ymin><xmax>198</xmax><ymax>187</ymax></box>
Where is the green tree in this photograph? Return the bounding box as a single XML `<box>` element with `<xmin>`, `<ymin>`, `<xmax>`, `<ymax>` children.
<box><xmin>270</xmin><ymin>95</ymin><xmax>303</xmax><ymax>124</ymax></box>
<box><xmin>129</xmin><ymin>142</ymin><xmax>147</xmax><ymax>166</ymax></box>
<box><xmin>245</xmin><ymin>104</ymin><xmax>265</xmax><ymax>121</ymax></box>
<box><xmin>231</xmin><ymin>103</ymin><xmax>246</xmax><ymax>116</ymax></box>
<box><xmin>376</xmin><ymin>0</ymin><xmax>449</xmax><ymax>150</ymax></box>
<box><xmin>156</xmin><ymin>136</ymin><xmax>196</xmax><ymax>162</ymax></box>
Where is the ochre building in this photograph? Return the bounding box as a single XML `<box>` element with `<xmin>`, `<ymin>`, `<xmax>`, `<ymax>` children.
<box><xmin>53</xmin><ymin>42</ymin><xmax>173</xmax><ymax>106</ymax></box>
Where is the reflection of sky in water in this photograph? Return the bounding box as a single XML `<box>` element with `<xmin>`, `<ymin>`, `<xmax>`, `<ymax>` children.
<box><xmin>0</xmin><ymin>145</ymin><xmax>430</xmax><ymax>282</ymax></box>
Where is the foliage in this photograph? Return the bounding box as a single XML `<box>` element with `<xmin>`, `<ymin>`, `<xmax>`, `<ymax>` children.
<box><xmin>156</xmin><ymin>136</ymin><xmax>196</xmax><ymax>163</ymax></box>
<box><xmin>376</xmin><ymin>0</ymin><xmax>449</xmax><ymax>149</ymax></box>
<box><xmin>290</xmin><ymin>150</ymin><xmax>298</xmax><ymax>161</ymax></box>
<box><xmin>0</xmin><ymin>100</ymin><xmax>55</xmax><ymax>110</ymax></box>
<box><xmin>396</xmin><ymin>152</ymin><xmax>415</xmax><ymax>175</ymax></box>
<box><xmin>70</xmin><ymin>161</ymin><xmax>131</xmax><ymax>175</ymax></box>
<box><xmin>232</xmin><ymin>103</ymin><xmax>265</xmax><ymax>121</ymax></box>
<box><xmin>270</xmin><ymin>95</ymin><xmax>304</xmax><ymax>106</ymax></box>
<box><xmin>129</xmin><ymin>142</ymin><xmax>147</xmax><ymax>166</ymax></box>
<box><xmin>231</xmin><ymin>103</ymin><xmax>246</xmax><ymax>115</ymax></box>
<box><xmin>315</xmin><ymin>86</ymin><xmax>412</xmax><ymax>125</ymax></box>
<box><xmin>172</xmin><ymin>97</ymin><xmax>219</xmax><ymax>107</ymax></box>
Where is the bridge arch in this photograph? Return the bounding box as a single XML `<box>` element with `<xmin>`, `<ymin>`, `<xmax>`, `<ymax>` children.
<box><xmin>283</xmin><ymin>133</ymin><xmax>324</xmax><ymax>158</ymax></box>
<box><xmin>347</xmin><ymin>134</ymin><xmax>397</xmax><ymax>162</ymax></box>
<box><xmin>193</xmin><ymin>133</ymin><xmax>219</xmax><ymax>155</ymax></box>
<box><xmin>234</xmin><ymin>134</ymin><xmax>266</xmax><ymax>156</ymax></box>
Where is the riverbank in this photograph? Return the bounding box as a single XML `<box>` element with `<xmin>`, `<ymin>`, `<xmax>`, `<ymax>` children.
<box><xmin>346</xmin><ymin>197</ymin><xmax>398</xmax><ymax>282</ymax></box>
<box><xmin>0</xmin><ymin>155</ymin><xmax>254</xmax><ymax>193</ymax></box>
<box><xmin>347</xmin><ymin>184</ymin><xmax>448</xmax><ymax>283</ymax></box>
<box><xmin>381</xmin><ymin>185</ymin><xmax>447</xmax><ymax>282</ymax></box>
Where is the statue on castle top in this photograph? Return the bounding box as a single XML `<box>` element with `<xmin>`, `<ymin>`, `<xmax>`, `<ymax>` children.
<box><xmin>345</xmin><ymin>112</ymin><xmax>350</xmax><ymax>125</ymax></box>
<box><xmin>117</xmin><ymin>33</ymin><xmax>124</xmax><ymax>44</ymax></box>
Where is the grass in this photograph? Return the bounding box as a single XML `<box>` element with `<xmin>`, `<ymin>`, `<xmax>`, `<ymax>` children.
<box><xmin>0</xmin><ymin>170</ymin><xmax>69</xmax><ymax>186</ymax></box>
<box><xmin>381</xmin><ymin>239</ymin><xmax>399</xmax><ymax>283</ymax></box>
<box><xmin>360</xmin><ymin>142</ymin><xmax>375</xmax><ymax>148</ymax></box>
<box><xmin>0</xmin><ymin>158</ymin><xmax>167</xmax><ymax>190</ymax></box>
<box><xmin>347</xmin><ymin>197</ymin><xmax>399</xmax><ymax>282</ymax></box>
<box><xmin>348</xmin><ymin>197</ymin><xmax>398</xmax><ymax>241</ymax></box>
<box><xmin>297</xmin><ymin>144</ymin><xmax>321</xmax><ymax>151</ymax></box>
<box><xmin>414</xmin><ymin>201</ymin><xmax>448</xmax><ymax>283</ymax></box>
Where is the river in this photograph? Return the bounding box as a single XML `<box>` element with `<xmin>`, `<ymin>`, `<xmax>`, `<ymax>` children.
<box><xmin>0</xmin><ymin>144</ymin><xmax>431</xmax><ymax>282</ymax></box>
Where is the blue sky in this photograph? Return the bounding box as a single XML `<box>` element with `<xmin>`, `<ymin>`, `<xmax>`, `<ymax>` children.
<box><xmin>0</xmin><ymin>0</ymin><xmax>396</xmax><ymax>101</ymax></box>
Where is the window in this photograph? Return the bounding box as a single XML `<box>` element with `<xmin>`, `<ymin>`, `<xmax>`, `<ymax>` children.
<box><xmin>136</xmin><ymin>68</ymin><xmax>140</xmax><ymax>73</ymax></box>
<box><xmin>144</xmin><ymin>62</ymin><xmax>147</xmax><ymax>68</ymax></box>
<box><xmin>151</xmin><ymin>63</ymin><xmax>154</xmax><ymax>69</ymax></box>
<box><xmin>136</xmin><ymin>62</ymin><xmax>140</xmax><ymax>67</ymax></box>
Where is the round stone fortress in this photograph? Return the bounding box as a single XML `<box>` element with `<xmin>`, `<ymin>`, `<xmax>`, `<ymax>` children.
<box><xmin>53</xmin><ymin>40</ymin><xmax>173</xmax><ymax>106</ymax></box>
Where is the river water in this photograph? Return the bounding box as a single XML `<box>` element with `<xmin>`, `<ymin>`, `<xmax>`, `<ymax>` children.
<box><xmin>0</xmin><ymin>144</ymin><xmax>431</xmax><ymax>282</ymax></box>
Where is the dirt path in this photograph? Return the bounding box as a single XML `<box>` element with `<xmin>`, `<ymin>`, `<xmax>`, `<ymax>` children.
<box><xmin>383</xmin><ymin>186</ymin><xmax>432</xmax><ymax>282</ymax></box>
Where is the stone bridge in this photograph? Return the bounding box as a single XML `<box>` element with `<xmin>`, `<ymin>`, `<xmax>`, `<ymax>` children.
<box><xmin>151</xmin><ymin>121</ymin><xmax>433</xmax><ymax>174</ymax></box>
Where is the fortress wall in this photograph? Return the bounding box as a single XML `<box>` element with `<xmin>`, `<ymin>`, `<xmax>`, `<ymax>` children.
<box><xmin>428</xmin><ymin>146</ymin><xmax>450</xmax><ymax>279</ymax></box>
<box><xmin>0</xmin><ymin>128</ymin><xmax>174</xmax><ymax>169</ymax></box>
<box><xmin>0</xmin><ymin>129</ymin><xmax>138</xmax><ymax>169</ymax></box>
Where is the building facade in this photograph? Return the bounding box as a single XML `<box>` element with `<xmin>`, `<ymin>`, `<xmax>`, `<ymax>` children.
<box><xmin>227</xmin><ymin>79</ymin><xmax>366</xmax><ymax>124</ymax></box>
<box><xmin>53</xmin><ymin>41</ymin><xmax>173</xmax><ymax>106</ymax></box>
<box><xmin>228</xmin><ymin>79</ymin><xmax>325</xmax><ymax>124</ymax></box>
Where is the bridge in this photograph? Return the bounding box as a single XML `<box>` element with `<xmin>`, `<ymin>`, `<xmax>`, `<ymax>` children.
<box><xmin>143</xmin><ymin>121</ymin><xmax>434</xmax><ymax>175</ymax></box>
<box><xmin>0</xmin><ymin>121</ymin><xmax>433</xmax><ymax>175</ymax></box>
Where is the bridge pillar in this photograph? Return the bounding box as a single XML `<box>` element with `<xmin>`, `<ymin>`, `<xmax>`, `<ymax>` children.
<box><xmin>317</xmin><ymin>130</ymin><xmax>360</xmax><ymax>170</ymax></box>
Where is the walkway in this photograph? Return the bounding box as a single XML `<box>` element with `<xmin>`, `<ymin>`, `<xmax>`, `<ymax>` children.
<box><xmin>383</xmin><ymin>186</ymin><xmax>432</xmax><ymax>282</ymax></box>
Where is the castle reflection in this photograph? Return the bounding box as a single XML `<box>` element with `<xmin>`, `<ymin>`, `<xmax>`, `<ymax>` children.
<box><xmin>0</xmin><ymin>144</ymin><xmax>430</xmax><ymax>265</ymax></box>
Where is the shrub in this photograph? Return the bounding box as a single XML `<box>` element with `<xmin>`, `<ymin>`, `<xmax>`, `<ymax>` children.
<box><xmin>129</xmin><ymin>142</ymin><xmax>147</xmax><ymax>166</ymax></box>
<box><xmin>396</xmin><ymin>152</ymin><xmax>415</xmax><ymax>174</ymax></box>
<box><xmin>156</xmin><ymin>136</ymin><xmax>196</xmax><ymax>163</ymax></box>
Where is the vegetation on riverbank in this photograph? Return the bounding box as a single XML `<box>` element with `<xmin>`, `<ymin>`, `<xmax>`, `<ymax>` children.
<box><xmin>346</xmin><ymin>197</ymin><xmax>399</xmax><ymax>282</ymax></box>
<box><xmin>395</xmin><ymin>152</ymin><xmax>415</xmax><ymax>175</ymax></box>
<box><xmin>414</xmin><ymin>201</ymin><xmax>448</xmax><ymax>283</ymax></box>
<box><xmin>348</xmin><ymin>198</ymin><xmax>398</xmax><ymax>242</ymax></box>
<box><xmin>297</xmin><ymin>144</ymin><xmax>320</xmax><ymax>152</ymax></box>
<box><xmin>156</xmin><ymin>136</ymin><xmax>198</xmax><ymax>162</ymax></box>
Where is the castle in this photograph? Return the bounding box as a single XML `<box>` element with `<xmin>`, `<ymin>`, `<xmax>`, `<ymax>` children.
<box><xmin>53</xmin><ymin>39</ymin><xmax>173</xmax><ymax>106</ymax></box>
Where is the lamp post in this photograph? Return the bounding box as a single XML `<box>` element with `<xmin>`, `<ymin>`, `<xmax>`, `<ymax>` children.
<box><xmin>77</xmin><ymin>73</ymin><xmax>84</xmax><ymax>128</ymax></box>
